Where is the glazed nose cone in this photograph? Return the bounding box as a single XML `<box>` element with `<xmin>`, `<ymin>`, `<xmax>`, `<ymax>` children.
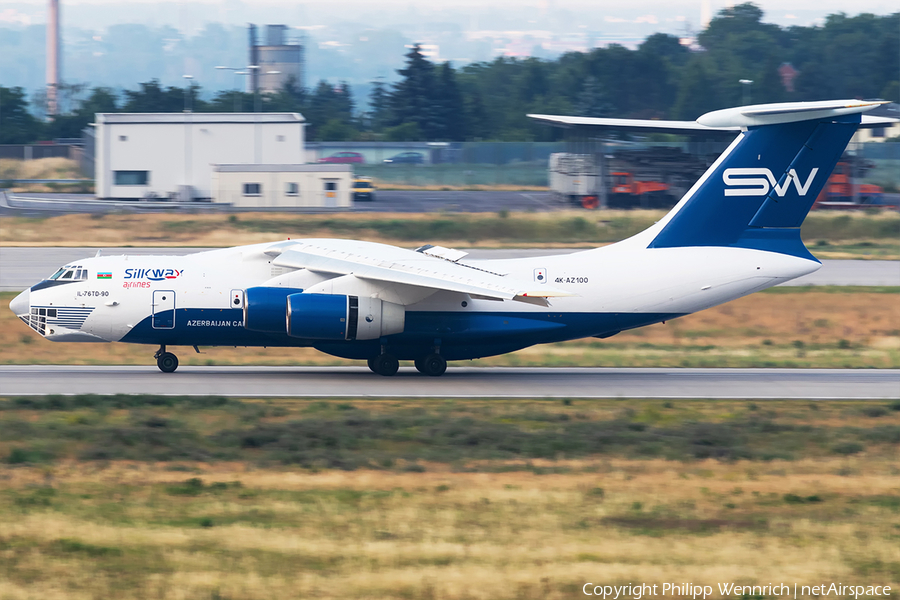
<box><xmin>9</xmin><ymin>288</ymin><xmax>30</xmax><ymax>317</ymax></box>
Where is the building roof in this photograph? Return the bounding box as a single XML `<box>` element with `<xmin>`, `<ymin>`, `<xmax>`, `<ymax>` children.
<box><xmin>96</xmin><ymin>112</ymin><xmax>305</xmax><ymax>125</ymax></box>
<box><xmin>213</xmin><ymin>164</ymin><xmax>351</xmax><ymax>173</ymax></box>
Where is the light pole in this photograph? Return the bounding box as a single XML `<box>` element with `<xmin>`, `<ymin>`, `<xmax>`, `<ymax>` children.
<box><xmin>739</xmin><ymin>79</ymin><xmax>753</xmax><ymax>106</ymax></box>
<box><xmin>182</xmin><ymin>74</ymin><xmax>194</xmax><ymax>112</ymax></box>
<box><xmin>215</xmin><ymin>66</ymin><xmax>248</xmax><ymax>112</ymax></box>
<box><xmin>182</xmin><ymin>75</ymin><xmax>194</xmax><ymax>199</ymax></box>
<box><xmin>250</xmin><ymin>69</ymin><xmax>280</xmax><ymax>164</ymax></box>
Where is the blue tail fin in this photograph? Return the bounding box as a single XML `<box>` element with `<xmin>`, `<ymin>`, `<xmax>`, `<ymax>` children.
<box><xmin>649</xmin><ymin>103</ymin><xmax>867</xmax><ymax>259</ymax></box>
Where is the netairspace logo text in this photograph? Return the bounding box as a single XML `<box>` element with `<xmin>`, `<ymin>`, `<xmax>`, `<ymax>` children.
<box><xmin>582</xmin><ymin>582</ymin><xmax>893</xmax><ymax>599</ymax></box>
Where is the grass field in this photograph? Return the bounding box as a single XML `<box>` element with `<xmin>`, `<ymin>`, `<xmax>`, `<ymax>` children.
<box><xmin>2</xmin><ymin>210</ymin><xmax>899</xmax><ymax>259</ymax></box>
<box><xmin>1</xmin><ymin>395</ymin><xmax>899</xmax><ymax>599</ymax></box>
<box><xmin>3</xmin><ymin>287</ymin><xmax>898</xmax><ymax>369</ymax></box>
<box><xmin>0</xmin><ymin>158</ymin><xmax>92</xmax><ymax>193</ymax></box>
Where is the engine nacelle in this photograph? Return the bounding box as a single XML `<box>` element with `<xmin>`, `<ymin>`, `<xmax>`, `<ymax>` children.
<box><xmin>287</xmin><ymin>293</ymin><xmax>404</xmax><ymax>340</ymax></box>
<box><xmin>243</xmin><ymin>287</ymin><xmax>303</xmax><ymax>333</ymax></box>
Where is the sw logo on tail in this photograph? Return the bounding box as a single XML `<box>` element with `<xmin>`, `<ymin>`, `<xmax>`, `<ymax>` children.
<box><xmin>723</xmin><ymin>167</ymin><xmax>819</xmax><ymax>197</ymax></box>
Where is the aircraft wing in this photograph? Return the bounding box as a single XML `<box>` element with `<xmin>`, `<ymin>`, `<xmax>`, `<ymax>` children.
<box><xmin>267</xmin><ymin>239</ymin><xmax>573</xmax><ymax>303</ymax></box>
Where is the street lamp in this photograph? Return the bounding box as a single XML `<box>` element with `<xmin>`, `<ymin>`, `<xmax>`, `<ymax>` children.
<box><xmin>739</xmin><ymin>79</ymin><xmax>753</xmax><ymax>106</ymax></box>
<box><xmin>182</xmin><ymin>75</ymin><xmax>194</xmax><ymax>198</ymax></box>
<box><xmin>216</xmin><ymin>66</ymin><xmax>248</xmax><ymax>112</ymax></box>
<box><xmin>182</xmin><ymin>74</ymin><xmax>194</xmax><ymax>112</ymax></box>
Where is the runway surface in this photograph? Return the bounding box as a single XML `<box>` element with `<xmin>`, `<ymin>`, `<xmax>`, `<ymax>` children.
<box><xmin>1</xmin><ymin>247</ymin><xmax>897</xmax><ymax>291</ymax></box>
<box><xmin>2</xmin><ymin>365</ymin><xmax>897</xmax><ymax>399</ymax></box>
<box><xmin>1</xmin><ymin>190</ymin><xmax>558</xmax><ymax>216</ymax></box>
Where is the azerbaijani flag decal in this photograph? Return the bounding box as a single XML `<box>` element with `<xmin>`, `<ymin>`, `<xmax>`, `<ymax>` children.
<box><xmin>97</xmin><ymin>272</ymin><xmax>112</xmax><ymax>279</ymax></box>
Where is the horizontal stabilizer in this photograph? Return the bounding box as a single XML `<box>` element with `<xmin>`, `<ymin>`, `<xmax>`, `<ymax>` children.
<box><xmin>527</xmin><ymin>113</ymin><xmax>739</xmax><ymax>135</ymax></box>
<box><xmin>698</xmin><ymin>100</ymin><xmax>887</xmax><ymax>128</ymax></box>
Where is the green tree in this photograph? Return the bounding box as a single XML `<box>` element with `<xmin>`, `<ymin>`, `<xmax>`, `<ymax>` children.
<box><xmin>434</xmin><ymin>62</ymin><xmax>465</xmax><ymax>140</ymax></box>
<box><xmin>318</xmin><ymin>118</ymin><xmax>358</xmax><ymax>141</ymax></box>
<box><xmin>0</xmin><ymin>86</ymin><xmax>42</xmax><ymax>143</ymax></box>
<box><xmin>122</xmin><ymin>80</ymin><xmax>203</xmax><ymax>113</ymax></box>
<box><xmin>673</xmin><ymin>57</ymin><xmax>723</xmax><ymax>120</ymax></box>
<box><xmin>390</xmin><ymin>44</ymin><xmax>438</xmax><ymax>138</ymax></box>
<box><xmin>366</xmin><ymin>78</ymin><xmax>391</xmax><ymax>133</ymax></box>
<box><xmin>575</xmin><ymin>76</ymin><xmax>613</xmax><ymax>117</ymax></box>
<box><xmin>45</xmin><ymin>86</ymin><xmax>118</xmax><ymax>139</ymax></box>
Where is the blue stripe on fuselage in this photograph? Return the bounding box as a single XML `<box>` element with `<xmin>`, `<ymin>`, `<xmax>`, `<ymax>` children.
<box><xmin>119</xmin><ymin>307</ymin><xmax>681</xmax><ymax>360</ymax></box>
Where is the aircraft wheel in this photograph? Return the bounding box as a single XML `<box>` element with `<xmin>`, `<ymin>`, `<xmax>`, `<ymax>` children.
<box><xmin>414</xmin><ymin>357</ymin><xmax>426</xmax><ymax>374</ymax></box>
<box><xmin>367</xmin><ymin>358</ymin><xmax>378</xmax><ymax>373</ymax></box>
<box><xmin>372</xmin><ymin>354</ymin><xmax>399</xmax><ymax>377</ymax></box>
<box><xmin>420</xmin><ymin>353</ymin><xmax>447</xmax><ymax>377</ymax></box>
<box><xmin>157</xmin><ymin>352</ymin><xmax>178</xmax><ymax>373</ymax></box>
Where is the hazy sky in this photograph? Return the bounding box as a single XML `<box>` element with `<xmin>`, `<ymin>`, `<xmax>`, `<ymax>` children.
<box><xmin>2</xmin><ymin>0</ymin><xmax>895</xmax><ymax>100</ymax></box>
<box><xmin>3</xmin><ymin>0</ymin><xmax>898</xmax><ymax>33</ymax></box>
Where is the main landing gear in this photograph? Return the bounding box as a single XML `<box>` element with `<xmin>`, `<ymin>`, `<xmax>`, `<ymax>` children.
<box><xmin>367</xmin><ymin>350</ymin><xmax>447</xmax><ymax>377</ymax></box>
<box><xmin>415</xmin><ymin>353</ymin><xmax>447</xmax><ymax>377</ymax></box>
<box><xmin>367</xmin><ymin>354</ymin><xmax>399</xmax><ymax>377</ymax></box>
<box><xmin>154</xmin><ymin>345</ymin><xmax>178</xmax><ymax>373</ymax></box>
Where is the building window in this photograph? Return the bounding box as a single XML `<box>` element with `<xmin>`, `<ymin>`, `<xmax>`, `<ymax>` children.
<box><xmin>286</xmin><ymin>182</ymin><xmax>299</xmax><ymax>195</ymax></box>
<box><xmin>277</xmin><ymin>135</ymin><xmax>285</xmax><ymax>142</ymax></box>
<box><xmin>243</xmin><ymin>183</ymin><xmax>262</xmax><ymax>196</ymax></box>
<box><xmin>871</xmin><ymin>127</ymin><xmax>885</xmax><ymax>138</ymax></box>
<box><xmin>325</xmin><ymin>182</ymin><xmax>337</xmax><ymax>191</ymax></box>
<box><xmin>114</xmin><ymin>170</ymin><xmax>149</xmax><ymax>185</ymax></box>
<box><xmin>119</xmin><ymin>135</ymin><xmax>128</xmax><ymax>141</ymax></box>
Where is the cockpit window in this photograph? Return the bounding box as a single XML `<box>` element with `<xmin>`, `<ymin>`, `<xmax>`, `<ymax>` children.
<box><xmin>48</xmin><ymin>267</ymin><xmax>66</xmax><ymax>280</ymax></box>
<box><xmin>61</xmin><ymin>270</ymin><xmax>74</xmax><ymax>280</ymax></box>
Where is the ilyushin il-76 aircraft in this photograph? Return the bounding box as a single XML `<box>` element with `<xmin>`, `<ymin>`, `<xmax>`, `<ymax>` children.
<box><xmin>9</xmin><ymin>100</ymin><xmax>893</xmax><ymax>376</ymax></box>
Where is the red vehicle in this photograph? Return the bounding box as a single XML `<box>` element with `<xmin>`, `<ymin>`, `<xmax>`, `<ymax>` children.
<box><xmin>812</xmin><ymin>161</ymin><xmax>896</xmax><ymax>210</ymax></box>
<box><xmin>607</xmin><ymin>172</ymin><xmax>675</xmax><ymax>209</ymax></box>
<box><xmin>318</xmin><ymin>151</ymin><xmax>365</xmax><ymax>164</ymax></box>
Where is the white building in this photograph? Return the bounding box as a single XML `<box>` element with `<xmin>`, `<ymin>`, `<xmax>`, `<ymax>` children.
<box><xmin>94</xmin><ymin>113</ymin><xmax>305</xmax><ymax>200</ymax></box>
<box><xmin>212</xmin><ymin>164</ymin><xmax>352</xmax><ymax>208</ymax></box>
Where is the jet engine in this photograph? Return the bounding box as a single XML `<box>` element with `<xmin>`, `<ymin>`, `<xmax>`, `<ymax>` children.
<box><xmin>287</xmin><ymin>293</ymin><xmax>404</xmax><ymax>340</ymax></box>
<box><xmin>243</xmin><ymin>287</ymin><xmax>303</xmax><ymax>333</ymax></box>
<box><xmin>243</xmin><ymin>287</ymin><xmax>405</xmax><ymax>340</ymax></box>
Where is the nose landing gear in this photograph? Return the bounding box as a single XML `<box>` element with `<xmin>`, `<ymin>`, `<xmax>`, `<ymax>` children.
<box><xmin>154</xmin><ymin>345</ymin><xmax>179</xmax><ymax>373</ymax></box>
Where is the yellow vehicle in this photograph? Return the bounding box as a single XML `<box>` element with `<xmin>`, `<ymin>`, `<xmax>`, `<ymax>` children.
<box><xmin>352</xmin><ymin>176</ymin><xmax>376</xmax><ymax>201</ymax></box>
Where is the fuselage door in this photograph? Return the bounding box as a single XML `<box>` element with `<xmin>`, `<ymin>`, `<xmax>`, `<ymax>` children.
<box><xmin>152</xmin><ymin>290</ymin><xmax>176</xmax><ymax>329</ymax></box>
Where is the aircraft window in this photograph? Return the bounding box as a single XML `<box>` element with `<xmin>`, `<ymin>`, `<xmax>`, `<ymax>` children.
<box><xmin>47</xmin><ymin>309</ymin><xmax>57</xmax><ymax>318</ymax></box>
<box><xmin>39</xmin><ymin>308</ymin><xmax>46</xmax><ymax>316</ymax></box>
<box><xmin>61</xmin><ymin>270</ymin><xmax>74</xmax><ymax>279</ymax></box>
<box><xmin>75</xmin><ymin>269</ymin><xmax>84</xmax><ymax>279</ymax></box>
<box><xmin>48</xmin><ymin>267</ymin><xmax>66</xmax><ymax>280</ymax></box>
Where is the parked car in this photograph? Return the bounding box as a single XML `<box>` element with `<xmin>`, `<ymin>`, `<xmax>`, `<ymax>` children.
<box><xmin>319</xmin><ymin>151</ymin><xmax>365</xmax><ymax>164</ymax></box>
<box><xmin>383</xmin><ymin>151</ymin><xmax>425</xmax><ymax>164</ymax></box>
<box><xmin>352</xmin><ymin>177</ymin><xmax>376</xmax><ymax>201</ymax></box>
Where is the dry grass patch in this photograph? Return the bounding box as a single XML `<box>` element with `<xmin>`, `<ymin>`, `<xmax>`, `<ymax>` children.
<box><xmin>2</xmin><ymin>210</ymin><xmax>897</xmax><ymax>252</ymax></box>
<box><xmin>1</xmin><ymin>457</ymin><xmax>899</xmax><ymax>599</ymax></box>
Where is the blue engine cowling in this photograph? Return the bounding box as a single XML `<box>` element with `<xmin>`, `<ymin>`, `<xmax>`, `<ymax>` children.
<box><xmin>287</xmin><ymin>293</ymin><xmax>404</xmax><ymax>340</ymax></box>
<box><xmin>243</xmin><ymin>287</ymin><xmax>303</xmax><ymax>333</ymax></box>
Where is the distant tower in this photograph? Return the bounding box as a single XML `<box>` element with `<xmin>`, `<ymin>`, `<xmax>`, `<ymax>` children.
<box><xmin>47</xmin><ymin>0</ymin><xmax>61</xmax><ymax>115</ymax></box>
<box><xmin>248</xmin><ymin>24</ymin><xmax>305</xmax><ymax>94</ymax></box>
<box><xmin>700</xmin><ymin>0</ymin><xmax>712</xmax><ymax>30</ymax></box>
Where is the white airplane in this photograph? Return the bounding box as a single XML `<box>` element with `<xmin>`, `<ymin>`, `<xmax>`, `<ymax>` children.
<box><xmin>9</xmin><ymin>100</ymin><xmax>892</xmax><ymax>376</ymax></box>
